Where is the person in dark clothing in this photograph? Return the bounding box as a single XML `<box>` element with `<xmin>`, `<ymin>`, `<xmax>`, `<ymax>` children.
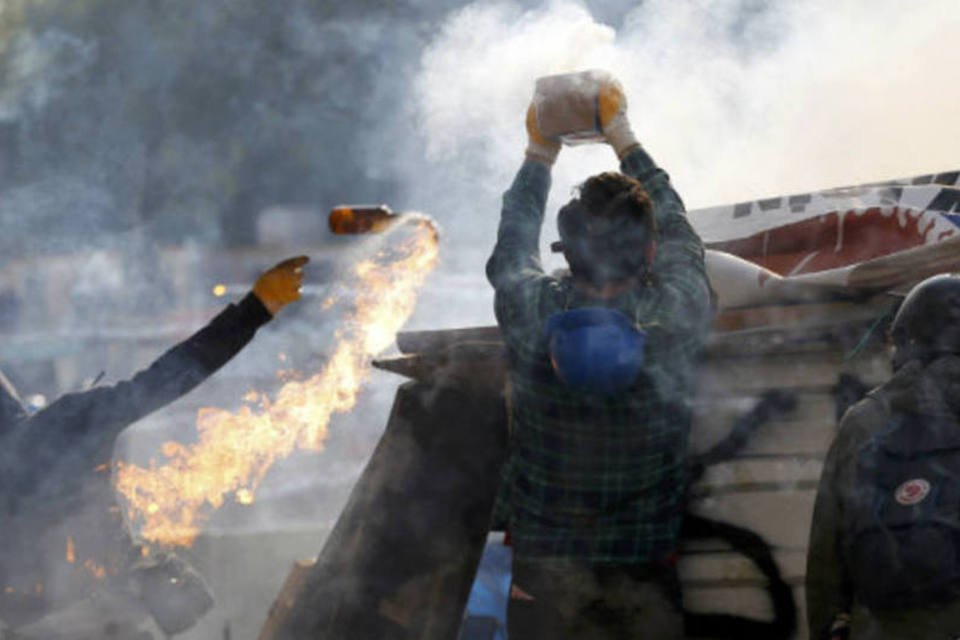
<box><xmin>806</xmin><ymin>274</ymin><xmax>960</xmax><ymax>640</ymax></box>
<box><xmin>486</xmin><ymin>77</ymin><xmax>712</xmax><ymax>639</ymax></box>
<box><xmin>0</xmin><ymin>255</ymin><xmax>307</xmax><ymax>633</ymax></box>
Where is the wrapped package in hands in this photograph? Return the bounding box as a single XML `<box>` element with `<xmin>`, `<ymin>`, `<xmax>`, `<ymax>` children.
<box><xmin>532</xmin><ymin>69</ymin><xmax>616</xmax><ymax>146</ymax></box>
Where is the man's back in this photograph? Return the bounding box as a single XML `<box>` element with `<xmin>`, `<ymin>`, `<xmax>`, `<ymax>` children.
<box><xmin>486</xmin><ymin>70</ymin><xmax>711</xmax><ymax>640</ymax></box>
<box><xmin>498</xmin><ymin>276</ymin><xmax>704</xmax><ymax>563</ymax></box>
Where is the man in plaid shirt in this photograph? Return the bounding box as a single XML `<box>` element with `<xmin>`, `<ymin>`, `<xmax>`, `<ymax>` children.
<box><xmin>486</xmin><ymin>79</ymin><xmax>712</xmax><ymax>639</ymax></box>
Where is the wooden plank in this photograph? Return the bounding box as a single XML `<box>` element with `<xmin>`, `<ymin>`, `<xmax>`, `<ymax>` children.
<box><xmin>847</xmin><ymin>234</ymin><xmax>960</xmax><ymax>289</ymax></box>
<box><xmin>697</xmin><ymin>351</ymin><xmax>888</xmax><ymax>395</ymax></box>
<box><xmin>693</xmin><ymin>458</ymin><xmax>823</xmax><ymax>496</ymax></box>
<box><xmin>372</xmin><ymin>344</ymin><xmax>506</xmax><ymax>393</ymax></box>
<box><xmin>683</xmin><ymin>585</ymin><xmax>808</xmax><ymax>640</ymax></box>
<box><xmin>374</xmin><ymin>357</ymin><xmax>860</xmax><ymax>465</ymax></box>
<box><xmin>712</xmin><ymin>297</ymin><xmax>888</xmax><ymax>334</ymax></box>
<box><xmin>687</xmin><ymin>490</ymin><xmax>817</xmax><ymax>551</ymax></box>
<box><xmin>396</xmin><ymin>327</ymin><xmax>502</xmax><ymax>355</ymax></box>
<box><xmin>704</xmin><ymin>311</ymin><xmax>889</xmax><ymax>358</ymax></box>
<box><xmin>375</xmin><ymin>343</ymin><xmax>888</xmax><ymax>401</ymax></box>
<box><xmin>366</xmin><ymin>372</ymin><xmax>855</xmax><ymax>463</ymax></box>
<box><xmin>679</xmin><ymin>549</ymin><xmax>806</xmax><ymax>588</ymax></box>
<box><xmin>680</xmin><ymin>551</ymin><xmax>808</xmax><ymax>638</ymax></box>
<box><xmin>706</xmin><ymin>331</ymin><xmax>862</xmax><ymax>358</ymax></box>
<box><xmin>392</xmin><ymin>293</ymin><xmax>892</xmax><ymax>364</ymax></box>
<box><xmin>684</xmin><ymin>583</ymin><xmax>775</xmax><ymax>617</ymax></box>
<box><xmin>689</xmin><ymin>392</ymin><xmax>837</xmax><ymax>457</ymax></box>
<box><xmin>382</xmin><ymin>370</ymin><xmax>847</xmax><ymax>458</ymax></box>
<box><xmin>719</xmin><ymin>419</ymin><xmax>837</xmax><ymax>457</ymax></box>
<box><xmin>392</xmin><ymin>294</ymin><xmax>892</xmax><ymax>360</ymax></box>
<box><xmin>690</xmin><ymin>350</ymin><xmax>885</xmax><ymax>454</ymax></box>
<box><xmin>693</xmin><ymin>391</ymin><xmax>835</xmax><ymax>425</ymax></box>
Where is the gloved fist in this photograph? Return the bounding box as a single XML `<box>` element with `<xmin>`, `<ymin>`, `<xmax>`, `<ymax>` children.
<box><xmin>253</xmin><ymin>255</ymin><xmax>309</xmax><ymax>315</ymax></box>
<box><xmin>525</xmin><ymin>103</ymin><xmax>561</xmax><ymax>166</ymax></box>
<box><xmin>598</xmin><ymin>78</ymin><xmax>640</xmax><ymax>159</ymax></box>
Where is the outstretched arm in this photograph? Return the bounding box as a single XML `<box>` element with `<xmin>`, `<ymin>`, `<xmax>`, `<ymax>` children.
<box><xmin>5</xmin><ymin>256</ymin><xmax>308</xmax><ymax>501</ymax></box>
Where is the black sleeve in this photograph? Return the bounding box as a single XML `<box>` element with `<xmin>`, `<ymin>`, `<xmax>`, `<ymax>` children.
<box><xmin>6</xmin><ymin>293</ymin><xmax>272</xmax><ymax>503</ymax></box>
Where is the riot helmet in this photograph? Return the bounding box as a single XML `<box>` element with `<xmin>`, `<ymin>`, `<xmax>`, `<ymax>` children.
<box><xmin>890</xmin><ymin>273</ymin><xmax>960</xmax><ymax>369</ymax></box>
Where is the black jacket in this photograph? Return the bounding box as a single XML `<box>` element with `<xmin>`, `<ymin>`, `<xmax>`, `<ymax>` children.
<box><xmin>0</xmin><ymin>293</ymin><xmax>272</xmax><ymax>628</ymax></box>
<box><xmin>806</xmin><ymin>355</ymin><xmax>960</xmax><ymax>639</ymax></box>
<box><xmin>2</xmin><ymin>292</ymin><xmax>272</xmax><ymax>512</ymax></box>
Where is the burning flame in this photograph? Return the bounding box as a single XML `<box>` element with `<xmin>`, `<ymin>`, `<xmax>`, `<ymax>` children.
<box><xmin>65</xmin><ymin>536</ymin><xmax>76</xmax><ymax>564</ymax></box>
<box><xmin>83</xmin><ymin>560</ymin><xmax>107</xmax><ymax>581</ymax></box>
<box><xmin>3</xmin><ymin>583</ymin><xmax>44</xmax><ymax>595</ymax></box>
<box><xmin>115</xmin><ymin>220</ymin><xmax>439</xmax><ymax>547</ymax></box>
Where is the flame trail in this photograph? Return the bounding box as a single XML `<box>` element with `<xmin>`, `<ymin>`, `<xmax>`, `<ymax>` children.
<box><xmin>115</xmin><ymin>220</ymin><xmax>439</xmax><ymax>547</ymax></box>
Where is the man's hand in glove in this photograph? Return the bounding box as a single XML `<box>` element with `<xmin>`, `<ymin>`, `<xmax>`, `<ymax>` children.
<box><xmin>526</xmin><ymin>103</ymin><xmax>562</xmax><ymax>166</ymax></box>
<box><xmin>598</xmin><ymin>78</ymin><xmax>640</xmax><ymax>159</ymax></box>
<box><xmin>253</xmin><ymin>255</ymin><xmax>309</xmax><ymax>315</ymax></box>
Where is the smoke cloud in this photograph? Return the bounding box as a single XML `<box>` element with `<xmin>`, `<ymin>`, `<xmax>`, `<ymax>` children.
<box><xmin>2</xmin><ymin>1</ymin><xmax>959</xmax><ymax>636</ymax></box>
<box><xmin>375</xmin><ymin>0</ymin><xmax>960</xmax><ymax>330</ymax></box>
<box><xmin>112</xmin><ymin>0</ymin><xmax>960</xmax><ymax>542</ymax></box>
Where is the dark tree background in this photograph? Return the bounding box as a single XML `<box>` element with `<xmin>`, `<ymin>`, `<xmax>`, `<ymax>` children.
<box><xmin>0</xmin><ymin>0</ymin><xmax>450</xmax><ymax>254</ymax></box>
<box><xmin>0</xmin><ymin>0</ymin><xmax>642</xmax><ymax>259</ymax></box>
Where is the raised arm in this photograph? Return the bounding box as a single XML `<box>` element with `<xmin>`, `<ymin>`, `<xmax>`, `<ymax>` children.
<box><xmin>600</xmin><ymin>80</ymin><xmax>712</xmax><ymax>337</ymax></box>
<box><xmin>486</xmin><ymin>105</ymin><xmax>566</xmax><ymax>353</ymax></box>
<box><xmin>5</xmin><ymin>256</ymin><xmax>308</xmax><ymax>502</ymax></box>
<box><xmin>622</xmin><ymin>146</ymin><xmax>711</xmax><ymax>335</ymax></box>
<box><xmin>485</xmin><ymin>159</ymin><xmax>551</xmax><ymax>293</ymax></box>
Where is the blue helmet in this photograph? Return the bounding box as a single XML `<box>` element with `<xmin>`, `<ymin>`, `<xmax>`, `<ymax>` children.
<box><xmin>545</xmin><ymin>307</ymin><xmax>646</xmax><ymax>395</ymax></box>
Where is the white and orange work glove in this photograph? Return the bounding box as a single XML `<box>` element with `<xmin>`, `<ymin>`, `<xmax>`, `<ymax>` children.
<box><xmin>525</xmin><ymin>103</ymin><xmax>562</xmax><ymax>166</ymax></box>
<box><xmin>252</xmin><ymin>255</ymin><xmax>309</xmax><ymax>315</ymax></box>
<box><xmin>598</xmin><ymin>79</ymin><xmax>640</xmax><ymax>159</ymax></box>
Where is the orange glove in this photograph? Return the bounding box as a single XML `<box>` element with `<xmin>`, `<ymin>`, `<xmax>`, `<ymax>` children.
<box><xmin>598</xmin><ymin>78</ymin><xmax>639</xmax><ymax>159</ymax></box>
<box><xmin>525</xmin><ymin>103</ymin><xmax>561</xmax><ymax>166</ymax></box>
<box><xmin>252</xmin><ymin>255</ymin><xmax>309</xmax><ymax>315</ymax></box>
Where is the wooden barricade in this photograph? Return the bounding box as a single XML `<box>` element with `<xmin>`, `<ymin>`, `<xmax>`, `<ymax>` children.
<box><xmin>261</xmin><ymin>296</ymin><xmax>893</xmax><ymax>639</ymax></box>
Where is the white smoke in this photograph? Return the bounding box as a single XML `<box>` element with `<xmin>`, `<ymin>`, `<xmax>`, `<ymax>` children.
<box><xmin>6</xmin><ymin>3</ymin><xmax>960</xmax><ymax>634</ymax></box>
<box><xmin>380</xmin><ymin>0</ymin><xmax>960</xmax><ymax>304</ymax></box>
<box><xmin>0</xmin><ymin>28</ymin><xmax>97</xmax><ymax>118</ymax></box>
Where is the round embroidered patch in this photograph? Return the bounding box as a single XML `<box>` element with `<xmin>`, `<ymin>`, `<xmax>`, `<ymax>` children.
<box><xmin>895</xmin><ymin>478</ymin><xmax>931</xmax><ymax>505</ymax></box>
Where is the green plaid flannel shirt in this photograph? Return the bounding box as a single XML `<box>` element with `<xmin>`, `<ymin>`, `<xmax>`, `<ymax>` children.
<box><xmin>485</xmin><ymin>146</ymin><xmax>711</xmax><ymax>563</ymax></box>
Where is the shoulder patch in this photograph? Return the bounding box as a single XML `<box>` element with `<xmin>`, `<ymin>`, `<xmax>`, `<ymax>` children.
<box><xmin>895</xmin><ymin>478</ymin><xmax>931</xmax><ymax>506</ymax></box>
